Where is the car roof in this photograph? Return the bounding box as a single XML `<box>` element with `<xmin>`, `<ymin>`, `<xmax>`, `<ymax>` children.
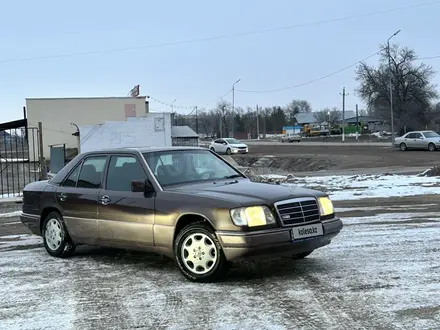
<box><xmin>81</xmin><ymin>146</ymin><xmax>207</xmax><ymax>156</ymax></box>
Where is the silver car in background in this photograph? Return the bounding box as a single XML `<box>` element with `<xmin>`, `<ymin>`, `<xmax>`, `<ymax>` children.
<box><xmin>394</xmin><ymin>130</ymin><xmax>440</xmax><ymax>151</ymax></box>
<box><xmin>281</xmin><ymin>133</ymin><xmax>302</xmax><ymax>143</ymax></box>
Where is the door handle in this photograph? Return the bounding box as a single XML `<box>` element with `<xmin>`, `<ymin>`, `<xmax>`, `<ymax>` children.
<box><xmin>100</xmin><ymin>195</ymin><xmax>111</xmax><ymax>205</ymax></box>
<box><xmin>59</xmin><ymin>193</ymin><xmax>67</xmax><ymax>202</ymax></box>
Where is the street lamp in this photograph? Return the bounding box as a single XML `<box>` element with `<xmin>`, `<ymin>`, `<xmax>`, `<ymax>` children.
<box><xmin>232</xmin><ymin>79</ymin><xmax>241</xmax><ymax>138</ymax></box>
<box><xmin>171</xmin><ymin>99</ymin><xmax>177</xmax><ymax>125</ymax></box>
<box><xmin>387</xmin><ymin>29</ymin><xmax>401</xmax><ymax>147</ymax></box>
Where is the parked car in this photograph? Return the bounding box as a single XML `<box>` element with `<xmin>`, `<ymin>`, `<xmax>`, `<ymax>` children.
<box><xmin>21</xmin><ymin>147</ymin><xmax>342</xmax><ymax>282</ymax></box>
<box><xmin>394</xmin><ymin>130</ymin><xmax>440</xmax><ymax>151</ymax></box>
<box><xmin>209</xmin><ymin>138</ymin><xmax>248</xmax><ymax>154</ymax></box>
<box><xmin>281</xmin><ymin>133</ymin><xmax>302</xmax><ymax>143</ymax></box>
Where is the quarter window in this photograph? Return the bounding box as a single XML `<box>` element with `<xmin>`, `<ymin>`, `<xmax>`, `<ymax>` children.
<box><xmin>106</xmin><ymin>156</ymin><xmax>146</xmax><ymax>191</ymax></box>
<box><xmin>62</xmin><ymin>163</ymin><xmax>81</xmax><ymax>187</ymax></box>
<box><xmin>77</xmin><ymin>156</ymin><xmax>107</xmax><ymax>189</ymax></box>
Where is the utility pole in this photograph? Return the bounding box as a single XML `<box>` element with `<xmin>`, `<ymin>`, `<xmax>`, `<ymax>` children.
<box><xmin>340</xmin><ymin>87</ymin><xmax>349</xmax><ymax>142</ymax></box>
<box><xmin>263</xmin><ymin>108</ymin><xmax>267</xmax><ymax>138</ymax></box>
<box><xmin>355</xmin><ymin>104</ymin><xmax>359</xmax><ymax>141</ymax></box>
<box><xmin>37</xmin><ymin>122</ymin><xmax>46</xmax><ymax>180</ymax></box>
<box><xmin>195</xmin><ymin>106</ymin><xmax>198</xmax><ymax>134</ymax></box>
<box><xmin>232</xmin><ymin>79</ymin><xmax>241</xmax><ymax>138</ymax></box>
<box><xmin>388</xmin><ymin>30</ymin><xmax>401</xmax><ymax>147</ymax></box>
<box><xmin>256</xmin><ymin>104</ymin><xmax>260</xmax><ymax>140</ymax></box>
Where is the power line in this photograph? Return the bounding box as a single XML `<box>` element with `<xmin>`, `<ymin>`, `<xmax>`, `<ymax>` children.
<box><xmin>149</xmin><ymin>89</ymin><xmax>232</xmax><ymax>111</ymax></box>
<box><xmin>418</xmin><ymin>55</ymin><xmax>440</xmax><ymax>60</ymax></box>
<box><xmin>236</xmin><ymin>52</ymin><xmax>379</xmax><ymax>93</ymax></box>
<box><xmin>1</xmin><ymin>1</ymin><xmax>440</xmax><ymax>64</ymax></box>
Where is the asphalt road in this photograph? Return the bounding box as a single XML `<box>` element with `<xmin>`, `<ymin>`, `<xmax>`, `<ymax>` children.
<box><xmin>1</xmin><ymin>195</ymin><xmax>439</xmax><ymax>329</ymax></box>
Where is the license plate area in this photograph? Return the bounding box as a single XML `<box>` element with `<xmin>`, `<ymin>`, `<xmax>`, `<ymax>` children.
<box><xmin>291</xmin><ymin>223</ymin><xmax>324</xmax><ymax>240</ymax></box>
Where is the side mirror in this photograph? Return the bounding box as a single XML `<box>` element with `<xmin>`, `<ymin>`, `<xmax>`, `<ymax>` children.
<box><xmin>131</xmin><ymin>179</ymin><xmax>154</xmax><ymax>194</ymax></box>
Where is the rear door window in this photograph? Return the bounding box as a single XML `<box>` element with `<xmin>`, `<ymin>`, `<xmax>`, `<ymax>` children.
<box><xmin>77</xmin><ymin>156</ymin><xmax>108</xmax><ymax>189</ymax></box>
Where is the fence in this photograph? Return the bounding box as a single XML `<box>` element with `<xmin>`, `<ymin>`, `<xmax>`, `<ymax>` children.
<box><xmin>0</xmin><ymin>120</ymin><xmax>41</xmax><ymax>198</ymax></box>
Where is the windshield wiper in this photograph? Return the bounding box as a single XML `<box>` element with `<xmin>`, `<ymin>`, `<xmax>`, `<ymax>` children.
<box><xmin>223</xmin><ymin>174</ymin><xmax>242</xmax><ymax>179</ymax></box>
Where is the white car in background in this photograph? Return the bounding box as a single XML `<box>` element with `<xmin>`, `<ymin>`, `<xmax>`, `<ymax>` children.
<box><xmin>394</xmin><ymin>130</ymin><xmax>440</xmax><ymax>151</ymax></box>
<box><xmin>209</xmin><ymin>138</ymin><xmax>248</xmax><ymax>155</ymax></box>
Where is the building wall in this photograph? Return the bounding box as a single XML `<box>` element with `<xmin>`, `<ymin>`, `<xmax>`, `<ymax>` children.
<box><xmin>26</xmin><ymin>97</ymin><xmax>148</xmax><ymax>161</ymax></box>
<box><xmin>79</xmin><ymin>113</ymin><xmax>172</xmax><ymax>153</ymax></box>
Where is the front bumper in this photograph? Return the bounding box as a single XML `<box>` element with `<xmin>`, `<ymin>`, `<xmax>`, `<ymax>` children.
<box><xmin>232</xmin><ymin>148</ymin><xmax>248</xmax><ymax>154</ymax></box>
<box><xmin>217</xmin><ymin>218</ymin><xmax>343</xmax><ymax>261</ymax></box>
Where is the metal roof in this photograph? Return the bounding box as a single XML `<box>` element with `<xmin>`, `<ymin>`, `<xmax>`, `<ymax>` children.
<box><xmin>344</xmin><ymin>115</ymin><xmax>383</xmax><ymax>123</ymax></box>
<box><xmin>295</xmin><ymin>111</ymin><xmax>356</xmax><ymax>124</ymax></box>
<box><xmin>171</xmin><ymin>126</ymin><xmax>199</xmax><ymax>138</ymax></box>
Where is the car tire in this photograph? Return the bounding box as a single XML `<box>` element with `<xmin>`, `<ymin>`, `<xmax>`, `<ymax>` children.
<box><xmin>400</xmin><ymin>143</ymin><xmax>407</xmax><ymax>151</ymax></box>
<box><xmin>428</xmin><ymin>143</ymin><xmax>436</xmax><ymax>152</ymax></box>
<box><xmin>292</xmin><ymin>251</ymin><xmax>313</xmax><ymax>260</ymax></box>
<box><xmin>174</xmin><ymin>221</ymin><xmax>228</xmax><ymax>283</ymax></box>
<box><xmin>210</xmin><ymin>147</ymin><xmax>216</xmax><ymax>153</ymax></box>
<box><xmin>226</xmin><ymin>148</ymin><xmax>231</xmax><ymax>155</ymax></box>
<box><xmin>42</xmin><ymin>211</ymin><xmax>76</xmax><ymax>258</ymax></box>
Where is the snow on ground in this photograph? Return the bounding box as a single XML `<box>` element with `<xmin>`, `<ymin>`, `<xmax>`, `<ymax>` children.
<box><xmin>284</xmin><ymin>173</ymin><xmax>440</xmax><ymax>201</ymax></box>
<box><xmin>0</xmin><ymin>207</ymin><xmax>439</xmax><ymax>330</ymax></box>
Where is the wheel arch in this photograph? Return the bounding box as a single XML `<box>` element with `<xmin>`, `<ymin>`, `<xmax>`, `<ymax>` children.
<box><xmin>39</xmin><ymin>206</ymin><xmax>62</xmax><ymax>234</ymax></box>
<box><xmin>173</xmin><ymin>213</ymin><xmax>216</xmax><ymax>243</ymax></box>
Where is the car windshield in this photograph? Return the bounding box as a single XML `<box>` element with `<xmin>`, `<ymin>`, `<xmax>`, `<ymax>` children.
<box><xmin>143</xmin><ymin>149</ymin><xmax>242</xmax><ymax>187</ymax></box>
<box><xmin>224</xmin><ymin>138</ymin><xmax>242</xmax><ymax>144</ymax></box>
<box><xmin>423</xmin><ymin>131</ymin><xmax>440</xmax><ymax>138</ymax></box>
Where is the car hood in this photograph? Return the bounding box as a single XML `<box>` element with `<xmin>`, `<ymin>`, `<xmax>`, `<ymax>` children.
<box><xmin>167</xmin><ymin>179</ymin><xmax>326</xmax><ymax>206</ymax></box>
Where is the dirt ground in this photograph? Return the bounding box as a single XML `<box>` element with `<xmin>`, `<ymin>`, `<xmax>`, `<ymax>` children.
<box><xmin>232</xmin><ymin>143</ymin><xmax>440</xmax><ymax>174</ymax></box>
<box><xmin>1</xmin><ymin>195</ymin><xmax>439</xmax><ymax>329</ymax></box>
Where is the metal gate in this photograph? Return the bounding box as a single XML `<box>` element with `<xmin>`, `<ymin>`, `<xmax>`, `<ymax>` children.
<box><xmin>0</xmin><ymin>119</ymin><xmax>41</xmax><ymax>198</ymax></box>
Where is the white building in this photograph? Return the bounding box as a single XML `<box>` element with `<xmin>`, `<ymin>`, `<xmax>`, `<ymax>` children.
<box><xmin>25</xmin><ymin>96</ymin><xmax>149</xmax><ymax>161</ymax></box>
<box><xmin>79</xmin><ymin>113</ymin><xmax>173</xmax><ymax>153</ymax></box>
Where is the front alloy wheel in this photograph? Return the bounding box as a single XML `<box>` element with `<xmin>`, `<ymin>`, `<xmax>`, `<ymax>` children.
<box><xmin>174</xmin><ymin>222</ymin><xmax>227</xmax><ymax>282</ymax></box>
<box><xmin>226</xmin><ymin>148</ymin><xmax>232</xmax><ymax>155</ymax></box>
<box><xmin>428</xmin><ymin>143</ymin><xmax>436</xmax><ymax>152</ymax></box>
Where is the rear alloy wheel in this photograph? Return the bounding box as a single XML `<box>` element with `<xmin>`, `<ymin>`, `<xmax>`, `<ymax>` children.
<box><xmin>400</xmin><ymin>143</ymin><xmax>407</xmax><ymax>151</ymax></box>
<box><xmin>428</xmin><ymin>143</ymin><xmax>436</xmax><ymax>152</ymax></box>
<box><xmin>174</xmin><ymin>222</ymin><xmax>227</xmax><ymax>282</ymax></box>
<box><xmin>42</xmin><ymin>212</ymin><xmax>76</xmax><ymax>258</ymax></box>
<box><xmin>226</xmin><ymin>148</ymin><xmax>232</xmax><ymax>155</ymax></box>
<box><xmin>210</xmin><ymin>147</ymin><xmax>216</xmax><ymax>153</ymax></box>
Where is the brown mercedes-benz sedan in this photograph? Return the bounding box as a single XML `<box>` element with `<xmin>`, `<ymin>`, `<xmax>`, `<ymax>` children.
<box><xmin>21</xmin><ymin>147</ymin><xmax>343</xmax><ymax>282</ymax></box>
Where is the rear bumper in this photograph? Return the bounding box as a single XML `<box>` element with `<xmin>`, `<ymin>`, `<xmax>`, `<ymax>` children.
<box><xmin>217</xmin><ymin>218</ymin><xmax>343</xmax><ymax>261</ymax></box>
<box><xmin>20</xmin><ymin>213</ymin><xmax>41</xmax><ymax>235</ymax></box>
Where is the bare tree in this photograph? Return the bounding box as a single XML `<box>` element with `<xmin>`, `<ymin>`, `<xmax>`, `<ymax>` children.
<box><xmin>313</xmin><ymin>107</ymin><xmax>341</xmax><ymax>124</ymax></box>
<box><xmin>356</xmin><ymin>44</ymin><xmax>438</xmax><ymax>132</ymax></box>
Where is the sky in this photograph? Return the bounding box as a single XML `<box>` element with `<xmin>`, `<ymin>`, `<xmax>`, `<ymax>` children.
<box><xmin>1</xmin><ymin>0</ymin><xmax>440</xmax><ymax>122</ymax></box>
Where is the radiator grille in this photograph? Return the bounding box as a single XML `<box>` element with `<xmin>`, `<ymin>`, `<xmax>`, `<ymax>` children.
<box><xmin>275</xmin><ymin>198</ymin><xmax>320</xmax><ymax>226</ymax></box>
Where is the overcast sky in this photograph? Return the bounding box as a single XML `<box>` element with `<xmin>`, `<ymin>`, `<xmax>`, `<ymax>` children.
<box><xmin>1</xmin><ymin>0</ymin><xmax>440</xmax><ymax>122</ymax></box>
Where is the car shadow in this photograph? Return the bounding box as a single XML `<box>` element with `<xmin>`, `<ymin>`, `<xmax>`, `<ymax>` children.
<box><xmin>71</xmin><ymin>246</ymin><xmax>334</xmax><ymax>283</ymax></box>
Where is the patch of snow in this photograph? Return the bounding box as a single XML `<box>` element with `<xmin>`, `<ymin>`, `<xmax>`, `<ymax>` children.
<box><xmin>286</xmin><ymin>174</ymin><xmax>440</xmax><ymax>200</ymax></box>
<box><xmin>0</xmin><ymin>211</ymin><xmax>22</xmax><ymax>218</ymax></box>
<box><xmin>0</xmin><ymin>234</ymin><xmax>42</xmax><ymax>251</ymax></box>
<box><xmin>335</xmin><ymin>204</ymin><xmax>437</xmax><ymax>213</ymax></box>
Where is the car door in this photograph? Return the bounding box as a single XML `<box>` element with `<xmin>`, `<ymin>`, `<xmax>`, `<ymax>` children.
<box><xmin>97</xmin><ymin>154</ymin><xmax>155</xmax><ymax>247</ymax></box>
<box><xmin>404</xmin><ymin>133</ymin><xmax>416</xmax><ymax>148</ymax></box>
<box><xmin>56</xmin><ymin>155</ymin><xmax>108</xmax><ymax>245</ymax></box>
<box><xmin>413</xmin><ymin>132</ymin><xmax>425</xmax><ymax>149</ymax></box>
<box><xmin>212</xmin><ymin>139</ymin><xmax>224</xmax><ymax>153</ymax></box>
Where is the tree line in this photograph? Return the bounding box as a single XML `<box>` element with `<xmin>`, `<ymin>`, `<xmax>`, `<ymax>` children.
<box><xmin>175</xmin><ymin>42</ymin><xmax>440</xmax><ymax>137</ymax></box>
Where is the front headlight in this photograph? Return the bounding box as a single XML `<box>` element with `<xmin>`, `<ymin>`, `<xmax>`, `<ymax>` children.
<box><xmin>230</xmin><ymin>206</ymin><xmax>276</xmax><ymax>227</ymax></box>
<box><xmin>318</xmin><ymin>197</ymin><xmax>334</xmax><ymax>216</ymax></box>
